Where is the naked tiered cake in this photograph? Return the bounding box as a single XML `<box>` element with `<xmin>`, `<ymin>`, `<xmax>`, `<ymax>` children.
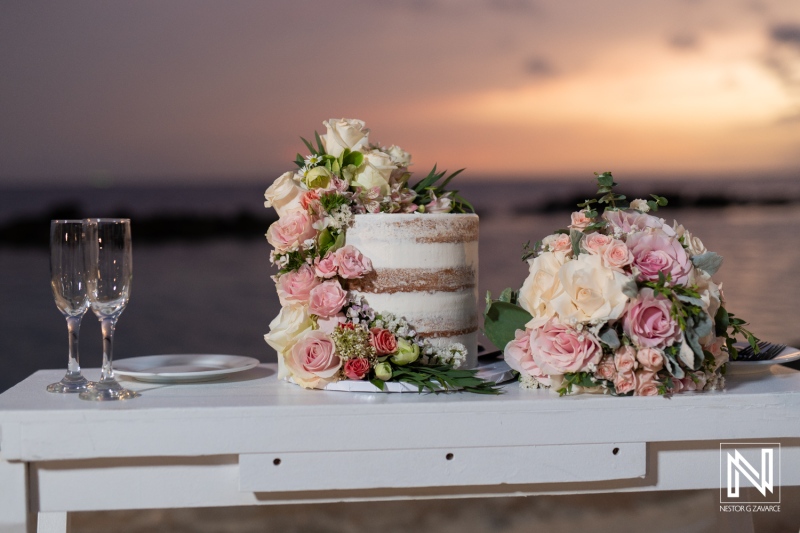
<box><xmin>263</xmin><ymin>118</ymin><xmax>496</xmax><ymax>392</ymax></box>
<box><xmin>343</xmin><ymin>214</ymin><xmax>479</xmax><ymax>368</ymax></box>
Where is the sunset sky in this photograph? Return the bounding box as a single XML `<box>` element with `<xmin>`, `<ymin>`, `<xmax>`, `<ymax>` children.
<box><xmin>2</xmin><ymin>0</ymin><xmax>799</xmax><ymax>185</ymax></box>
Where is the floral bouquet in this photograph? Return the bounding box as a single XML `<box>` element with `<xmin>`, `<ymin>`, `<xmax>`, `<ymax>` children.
<box><xmin>264</xmin><ymin>118</ymin><xmax>498</xmax><ymax>394</ymax></box>
<box><xmin>484</xmin><ymin>172</ymin><xmax>759</xmax><ymax>396</ymax></box>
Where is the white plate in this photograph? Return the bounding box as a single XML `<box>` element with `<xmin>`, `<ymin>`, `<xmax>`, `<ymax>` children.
<box><xmin>288</xmin><ymin>359</ymin><xmax>515</xmax><ymax>393</ymax></box>
<box><xmin>115</xmin><ymin>354</ymin><xmax>261</xmax><ymax>383</ymax></box>
<box><xmin>728</xmin><ymin>344</ymin><xmax>800</xmax><ymax>375</ymax></box>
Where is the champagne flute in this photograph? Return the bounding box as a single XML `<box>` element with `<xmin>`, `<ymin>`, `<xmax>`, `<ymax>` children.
<box><xmin>47</xmin><ymin>220</ymin><xmax>91</xmax><ymax>393</ymax></box>
<box><xmin>79</xmin><ymin>218</ymin><xmax>138</xmax><ymax>401</ymax></box>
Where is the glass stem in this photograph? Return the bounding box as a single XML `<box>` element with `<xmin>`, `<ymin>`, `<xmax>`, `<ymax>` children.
<box><xmin>100</xmin><ymin>317</ymin><xmax>117</xmax><ymax>382</ymax></box>
<box><xmin>65</xmin><ymin>315</ymin><xmax>83</xmax><ymax>376</ymax></box>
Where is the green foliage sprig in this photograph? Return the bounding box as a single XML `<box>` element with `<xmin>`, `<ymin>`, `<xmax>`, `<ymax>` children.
<box><xmin>412</xmin><ymin>165</ymin><xmax>474</xmax><ymax>214</ymax></box>
<box><xmin>374</xmin><ymin>363</ymin><xmax>501</xmax><ymax>394</ymax></box>
<box><xmin>557</xmin><ymin>372</ymin><xmax>600</xmax><ymax>396</ymax></box>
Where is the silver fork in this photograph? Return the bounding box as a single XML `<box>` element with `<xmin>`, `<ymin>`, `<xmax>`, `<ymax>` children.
<box><xmin>735</xmin><ymin>341</ymin><xmax>786</xmax><ymax>361</ymax></box>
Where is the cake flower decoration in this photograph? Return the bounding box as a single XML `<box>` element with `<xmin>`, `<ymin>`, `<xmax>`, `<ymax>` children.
<box><xmin>264</xmin><ymin>119</ymin><xmax>498</xmax><ymax>393</ymax></box>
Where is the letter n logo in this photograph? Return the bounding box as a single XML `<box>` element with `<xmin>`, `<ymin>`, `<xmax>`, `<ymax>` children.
<box><xmin>720</xmin><ymin>443</ymin><xmax>780</xmax><ymax>504</ymax></box>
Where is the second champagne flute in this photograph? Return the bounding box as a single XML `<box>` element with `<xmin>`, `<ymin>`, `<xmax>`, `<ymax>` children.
<box><xmin>80</xmin><ymin>218</ymin><xmax>138</xmax><ymax>401</ymax></box>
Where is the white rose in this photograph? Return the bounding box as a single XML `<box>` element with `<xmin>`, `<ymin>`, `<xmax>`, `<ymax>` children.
<box><xmin>322</xmin><ymin>118</ymin><xmax>370</xmax><ymax>157</ymax></box>
<box><xmin>264</xmin><ymin>171</ymin><xmax>303</xmax><ymax>217</ymax></box>
<box><xmin>386</xmin><ymin>145</ymin><xmax>412</xmax><ymax>167</ymax></box>
<box><xmin>518</xmin><ymin>251</ymin><xmax>568</xmax><ymax>319</ymax></box>
<box><xmin>264</xmin><ymin>305</ymin><xmax>314</xmax><ymax>379</ymax></box>
<box><xmin>550</xmin><ymin>254</ymin><xmax>631</xmax><ymax>323</ymax></box>
<box><xmin>629</xmin><ymin>199</ymin><xmax>650</xmax><ymax>212</ymax></box>
<box><xmin>353</xmin><ymin>149</ymin><xmax>395</xmax><ymax>195</ymax></box>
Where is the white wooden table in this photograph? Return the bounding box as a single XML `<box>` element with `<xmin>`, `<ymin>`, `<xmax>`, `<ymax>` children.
<box><xmin>1</xmin><ymin>364</ymin><xmax>798</xmax><ymax>533</ymax></box>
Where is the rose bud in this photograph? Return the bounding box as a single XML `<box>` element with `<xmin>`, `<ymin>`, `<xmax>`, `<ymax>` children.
<box><xmin>374</xmin><ymin>362</ymin><xmax>393</xmax><ymax>381</ymax></box>
<box><xmin>390</xmin><ymin>338</ymin><xmax>420</xmax><ymax>366</ymax></box>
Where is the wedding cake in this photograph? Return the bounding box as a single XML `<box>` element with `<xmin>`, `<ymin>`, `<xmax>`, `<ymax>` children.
<box><xmin>344</xmin><ymin>213</ymin><xmax>479</xmax><ymax>368</ymax></box>
<box><xmin>263</xmin><ymin>119</ymin><xmax>495</xmax><ymax>393</ymax></box>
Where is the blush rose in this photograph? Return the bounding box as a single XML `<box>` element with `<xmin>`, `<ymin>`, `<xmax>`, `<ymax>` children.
<box><xmin>288</xmin><ymin>330</ymin><xmax>341</xmax><ymax>388</ymax></box>
<box><xmin>266</xmin><ymin>209</ymin><xmax>316</xmax><ymax>252</ymax></box>
<box><xmin>336</xmin><ymin>245</ymin><xmax>373</xmax><ymax>279</ymax></box>
<box><xmin>626</xmin><ymin>230</ymin><xmax>692</xmax><ymax>285</ymax></box>
<box><xmin>529</xmin><ymin>318</ymin><xmax>603</xmax><ymax>375</ymax></box>
<box><xmin>369</xmin><ymin>328</ymin><xmax>398</xmax><ymax>355</ymax></box>
<box><xmin>308</xmin><ymin>280</ymin><xmax>348</xmax><ymax>317</ymax></box>
<box><xmin>314</xmin><ymin>253</ymin><xmax>339</xmax><ymax>279</ymax></box>
<box><xmin>504</xmin><ymin>328</ymin><xmax>555</xmax><ymax>387</ymax></box>
<box><xmin>275</xmin><ymin>264</ymin><xmax>320</xmax><ymax>306</ymax></box>
<box><xmin>623</xmin><ymin>288</ymin><xmax>681</xmax><ymax>348</ymax></box>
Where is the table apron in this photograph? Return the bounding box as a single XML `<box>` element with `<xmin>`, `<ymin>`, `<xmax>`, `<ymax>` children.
<box><xmin>26</xmin><ymin>440</ymin><xmax>800</xmax><ymax>512</ymax></box>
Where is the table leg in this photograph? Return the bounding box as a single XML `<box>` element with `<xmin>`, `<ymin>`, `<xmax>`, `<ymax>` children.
<box><xmin>0</xmin><ymin>458</ymin><xmax>34</xmax><ymax>533</ymax></box>
<box><xmin>35</xmin><ymin>513</ymin><xmax>67</xmax><ymax>533</ymax></box>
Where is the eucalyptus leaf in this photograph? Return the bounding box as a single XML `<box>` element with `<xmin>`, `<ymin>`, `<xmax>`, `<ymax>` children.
<box><xmin>691</xmin><ymin>252</ymin><xmax>724</xmax><ymax>276</ymax></box>
<box><xmin>599</xmin><ymin>328</ymin><xmax>621</xmax><ymax>350</ymax></box>
<box><xmin>499</xmin><ymin>287</ymin><xmax>515</xmax><ymax>303</ymax></box>
<box><xmin>663</xmin><ymin>350</ymin><xmax>686</xmax><ymax>379</ymax></box>
<box><xmin>484</xmin><ymin>301</ymin><xmax>533</xmax><ymax>351</ymax></box>
<box><xmin>570</xmin><ymin>229</ymin><xmax>584</xmax><ymax>257</ymax></box>
<box><xmin>675</xmin><ymin>293</ymin><xmax>705</xmax><ymax>308</ymax></box>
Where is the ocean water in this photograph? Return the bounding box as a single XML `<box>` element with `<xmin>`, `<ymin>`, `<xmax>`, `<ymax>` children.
<box><xmin>1</xmin><ymin>182</ymin><xmax>799</xmax><ymax>392</ymax></box>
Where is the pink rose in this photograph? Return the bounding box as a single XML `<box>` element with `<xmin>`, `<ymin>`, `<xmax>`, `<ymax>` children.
<box><xmin>636</xmin><ymin>347</ymin><xmax>664</xmax><ymax>372</ymax></box>
<box><xmin>504</xmin><ymin>329</ymin><xmax>554</xmax><ymax>386</ymax></box>
<box><xmin>623</xmin><ymin>288</ymin><xmax>681</xmax><ymax>348</ymax></box>
<box><xmin>594</xmin><ymin>355</ymin><xmax>617</xmax><ymax>381</ymax></box>
<box><xmin>542</xmin><ymin>233</ymin><xmax>571</xmax><ymax>253</ymax></box>
<box><xmin>314</xmin><ymin>253</ymin><xmax>339</xmax><ymax>279</ymax></box>
<box><xmin>317</xmin><ymin>313</ymin><xmax>346</xmax><ymax>334</ymax></box>
<box><xmin>582</xmin><ymin>233</ymin><xmax>612</xmax><ymax>254</ymax></box>
<box><xmin>288</xmin><ymin>330</ymin><xmax>341</xmax><ymax>387</ymax></box>
<box><xmin>530</xmin><ymin>318</ymin><xmax>603</xmax><ymax>375</ymax></box>
<box><xmin>335</xmin><ymin>245</ymin><xmax>373</xmax><ymax>279</ymax></box>
<box><xmin>275</xmin><ymin>264</ymin><xmax>320</xmax><ymax>306</ymax></box>
<box><xmin>671</xmin><ymin>379</ymin><xmax>684</xmax><ymax>393</ymax></box>
<box><xmin>681</xmin><ymin>372</ymin><xmax>708</xmax><ymax>392</ymax></box>
<box><xmin>369</xmin><ymin>328</ymin><xmax>398</xmax><ymax>355</ymax></box>
<box><xmin>614</xmin><ymin>370</ymin><xmax>636</xmax><ymax>394</ymax></box>
<box><xmin>308</xmin><ymin>280</ymin><xmax>348</xmax><ymax>317</ymax></box>
<box><xmin>266</xmin><ymin>209</ymin><xmax>316</xmax><ymax>252</ymax></box>
<box><xmin>569</xmin><ymin>211</ymin><xmax>592</xmax><ymax>231</ymax></box>
<box><xmin>614</xmin><ymin>345</ymin><xmax>637</xmax><ymax>373</ymax></box>
<box><xmin>343</xmin><ymin>358</ymin><xmax>371</xmax><ymax>380</ymax></box>
<box><xmin>603</xmin><ymin>210</ymin><xmax>675</xmax><ymax>236</ymax></box>
<box><xmin>704</xmin><ymin>336</ymin><xmax>727</xmax><ymax>370</ymax></box>
<box><xmin>626</xmin><ymin>230</ymin><xmax>691</xmax><ymax>285</ymax></box>
<box><xmin>602</xmin><ymin>239</ymin><xmax>634</xmax><ymax>272</ymax></box>
<box><xmin>635</xmin><ymin>370</ymin><xmax>660</xmax><ymax>396</ymax></box>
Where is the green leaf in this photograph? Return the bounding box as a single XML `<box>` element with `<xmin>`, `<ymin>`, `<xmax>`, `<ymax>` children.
<box><xmin>484</xmin><ymin>301</ymin><xmax>533</xmax><ymax>351</ymax></box>
<box><xmin>300</xmin><ymin>136</ymin><xmax>316</xmax><ymax>155</ymax></box>
<box><xmin>369</xmin><ymin>378</ymin><xmax>386</xmax><ymax>391</ymax></box>
<box><xmin>599</xmin><ymin>327</ymin><xmax>620</xmax><ymax>350</ymax></box>
<box><xmin>498</xmin><ymin>287</ymin><xmax>515</xmax><ymax>303</ymax></box>
<box><xmin>342</xmin><ymin>150</ymin><xmax>364</xmax><ymax>168</ymax></box>
<box><xmin>314</xmin><ymin>131</ymin><xmax>325</xmax><ymax>154</ymax></box>
<box><xmin>570</xmin><ymin>229</ymin><xmax>584</xmax><ymax>256</ymax></box>
<box><xmin>691</xmin><ymin>252</ymin><xmax>724</xmax><ymax>276</ymax></box>
<box><xmin>597</xmin><ymin>172</ymin><xmax>614</xmax><ymax>187</ymax></box>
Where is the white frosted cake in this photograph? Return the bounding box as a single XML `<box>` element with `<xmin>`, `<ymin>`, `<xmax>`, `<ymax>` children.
<box><xmin>343</xmin><ymin>213</ymin><xmax>479</xmax><ymax>368</ymax></box>
<box><xmin>264</xmin><ymin>118</ymin><xmax>496</xmax><ymax>392</ymax></box>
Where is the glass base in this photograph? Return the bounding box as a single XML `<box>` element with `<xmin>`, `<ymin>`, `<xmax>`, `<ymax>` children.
<box><xmin>78</xmin><ymin>378</ymin><xmax>139</xmax><ymax>401</ymax></box>
<box><xmin>46</xmin><ymin>373</ymin><xmax>90</xmax><ymax>393</ymax></box>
